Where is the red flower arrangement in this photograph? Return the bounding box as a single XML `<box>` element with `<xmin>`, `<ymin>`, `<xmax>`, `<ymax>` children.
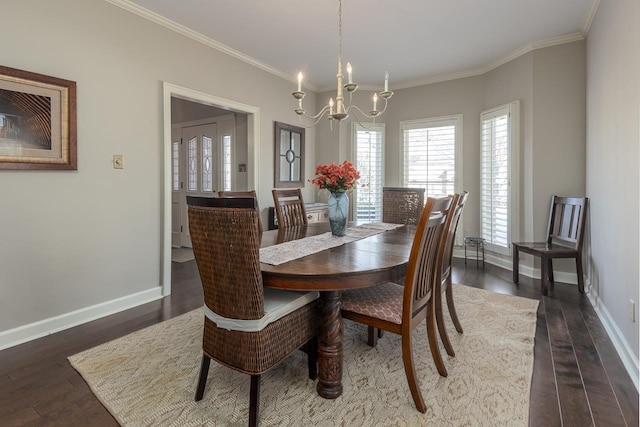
<box><xmin>310</xmin><ymin>160</ymin><xmax>360</xmax><ymax>193</ymax></box>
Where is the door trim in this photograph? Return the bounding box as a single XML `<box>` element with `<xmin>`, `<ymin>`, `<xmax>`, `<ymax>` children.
<box><xmin>162</xmin><ymin>82</ymin><xmax>260</xmax><ymax>296</ymax></box>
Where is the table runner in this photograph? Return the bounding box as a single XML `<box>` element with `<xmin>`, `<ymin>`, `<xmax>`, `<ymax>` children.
<box><xmin>259</xmin><ymin>222</ymin><xmax>404</xmax><ymax>265</ymax></box>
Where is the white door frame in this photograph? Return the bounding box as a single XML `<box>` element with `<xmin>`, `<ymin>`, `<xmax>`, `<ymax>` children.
<box><xmin>162</xmin><ymin>82</ymin><xmax>260</xmax><ymax>296</ymax></box>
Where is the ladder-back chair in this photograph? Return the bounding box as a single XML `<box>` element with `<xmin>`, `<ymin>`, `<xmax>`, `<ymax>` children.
<box><xmin>272</xmin><ymin>188</ymin><xmax>308</xmax><ymax>228</ymax></box>
<box><xmin>512</xmin><ymin>195</ymin><xmax>588</xmax><ymax>295</ymax></box>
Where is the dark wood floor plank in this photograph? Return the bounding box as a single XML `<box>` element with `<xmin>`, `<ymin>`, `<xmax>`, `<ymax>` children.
<box><xmin>0</xmin><ymin>258</ymin><xmax>637</xmax><ymax>426</ymax></box>
<box><xmin>580</xmin><ymin>305</ymin><xmax>640</xmax><ymax>427</ymax></box>
<box><xmin>0</xmin><ymin>406</ymin><xmax>41</xmax><ymax>427</ymax></box>
<box><xmin>561</xmin><ymin>297</ymin><xmax>628</xmax><ymax>426</ymax></box>
<box><xmin>544</xmin><ymin>296</ymin><xmax>595</xmax><ymax>426</ymax></box>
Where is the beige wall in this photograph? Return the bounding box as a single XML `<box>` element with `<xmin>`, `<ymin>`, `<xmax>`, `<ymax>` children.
<box><xmin>586</xmin><ymin>0</ymin><xmax>639</xmax><ymax>363</ymax></box>
<box><xmin>318</xmin><ymin>41</ymin><xmax>586</xmax><ymax>274</ymax></box>
<box><xmin>0</xmin><ymin>0</ymin><xmax>317</xmax><ymax>334</ymax></box>
<box><xmin>1</xmin><ymin>0</ymin><xmax>636</xmax><ymax>381</ymax></box>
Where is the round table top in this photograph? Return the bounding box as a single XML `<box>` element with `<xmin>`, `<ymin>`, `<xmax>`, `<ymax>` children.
<box><xmin>260</xmin><ymin>222</ymin><xmax>415</xmax><ymax>291</ymax></box>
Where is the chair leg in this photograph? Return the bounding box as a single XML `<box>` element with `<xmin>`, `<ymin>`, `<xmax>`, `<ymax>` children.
<box><xmin>435</xmin><ymin>287</ymin><xmax>455</xmax><ymax>357</ymax></box>
<box><xmin>427</xmin><ymin>302</ymin><xmax>448</xmax><ymax>377</ymax></box>
<box><xmin>401</xmin><ymin>328</ymin><xmax>427</xmax><ymax>413</ymax></box>
<box><xmin>540</xmin><ymin>256</ymin><xmax>549</xmax><ymax>296</ymax></box>
<box><xmin>367</xmin><ymin>326</ymin><xmax>379</xmax><ymax>347</ymax></box>
<box><xmin>307</xmin><ymin>337</ymin><xmax>318</xmax><ymax>380</ymax></box>
<box><xmin>512</xmin><ymin>246</ymin><xmax>520</xmax><ymax>283</ymax></box>
<box><xmin>249</xmin><ymin>375</ymin><xmax>261</xmax><ymax>427</ymax></box>
<box><xmin>548</xmin><ymin>258</ymin><xmax>554</xmax><ymax>283</ymax></box>
<box><xmin>195</xmin><ymin>354</ymin><xmax>211</xmax><ymax>401</ymax></box>
<box><xmin>576</xmin><ymin>256</ymin><xmax>585</xmax><ymax>293</ymax></box>
<box><xmin>446</xmin><ymin>278</ymin><xmax>463</xmax><ymax>334</ymax></box>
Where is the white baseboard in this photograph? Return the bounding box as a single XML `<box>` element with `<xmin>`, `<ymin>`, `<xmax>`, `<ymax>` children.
<box><xmin>587</xmin><ymin>289</ymin><xmax>640</xmax><ymax>391</ymax></box>
<box><xmin>0</xmin><ymin>287</ymin><xmax>163</xmax><ymax>351</ymax></box>
<box><xmin>453</xmin><ymin>248</ymin><xmax>579</xmax><ymax>284</ymax></box>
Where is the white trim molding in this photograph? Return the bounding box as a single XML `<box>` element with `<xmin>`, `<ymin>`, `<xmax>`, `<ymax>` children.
<box><xmin>0</xmin><ymin>287</ymin><xmax>163</xmax><ymax>351</ymax></box>
<box><xmin>588</xmin><ymin>289</ymin><xmax>640</xmax><ymax>391</ymax></box>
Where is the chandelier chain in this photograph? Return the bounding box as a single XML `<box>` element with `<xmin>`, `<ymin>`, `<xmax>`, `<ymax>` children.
<box><xmin>338</xmin><ymin>0</ymin><xmax>342</xmax><ymax>64</ymax></box>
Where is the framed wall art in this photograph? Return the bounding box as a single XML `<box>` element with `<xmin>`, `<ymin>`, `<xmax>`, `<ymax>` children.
<box><xmin>274</xmin><ymin>121</ymin><xmax>304</xmax><ymax>188</ymax></box>
<box><xmin>0</xmin><ymin>65</ymin><xmax>77</xmax><ymax>170</ymax></box>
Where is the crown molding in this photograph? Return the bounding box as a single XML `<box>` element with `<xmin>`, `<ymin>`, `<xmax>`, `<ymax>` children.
<box><xmin>103</xmin><ymin>0</ymin><xmax>318</xmax><ymax>92</ymax></box>
<box><xmin>582</xmin><ymin>0</ymin><xmax>601</xmax><ymax>36</ymax></box>
<box><xmin>104</xmin><ymin>0</ymin><xmax>589</xmax><ymax>94</ymax></box>
<box><xmin>395</xmin><ymin>32</ymin><xmax>585</xmax><ymax>90</ymax></box>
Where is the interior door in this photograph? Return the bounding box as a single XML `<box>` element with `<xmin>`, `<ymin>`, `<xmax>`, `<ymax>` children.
<box><xmin>180</xmin><ymin>122</ymin><xmax>219</xmax><ymax>248</ymax></box>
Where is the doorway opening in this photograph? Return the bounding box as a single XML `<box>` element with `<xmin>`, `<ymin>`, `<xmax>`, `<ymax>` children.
<box><xmin>162</xmin><ymin>82</ymin><xmax>260</xmax><ymax>296</ymax></box>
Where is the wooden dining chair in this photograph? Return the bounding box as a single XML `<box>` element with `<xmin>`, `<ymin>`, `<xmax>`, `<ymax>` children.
<box><xmin>382</xmin><ymin>187</ymin><xmax>426</xmax><ymax>225</ymax></box>
<box><xmin>272</xmin><ymin>188</ymin><xmax>308</xmax><ymax>228</ymax></box>
<box><xmin>187</xmin><ymin>196</ymin><xmax>319</xmax><ymax>427</ymax></box>
<box><xmin>218</xmin><ymin>190</ymin><xmax>263</xmax><ymax>232</ymax></box>
<box><xmin>512</xmin><ymin>196</ymin><xmax>588</xmax><ymax>296</ymax></box>
<box><xmin>435</xmin><ymin>191</ymin><xmax>468</xmax><ymax>357</ymax></box>
<box><xmin>341</xmin><ymin>197</ymin><xmax>449</xmax><ymax>413</ymax></box>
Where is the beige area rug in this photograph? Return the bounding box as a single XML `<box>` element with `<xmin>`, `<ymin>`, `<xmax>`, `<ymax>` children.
<box><xmin>172</xmin><ymin>247</ymin><xmax>195</xmax><ymax>263</ymax></box>
<box><xmin>68</xmin><ymin>285</ymin><xmax>538</xmax><ymax>426</ymax></box>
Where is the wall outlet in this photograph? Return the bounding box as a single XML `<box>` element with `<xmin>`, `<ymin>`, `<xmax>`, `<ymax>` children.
<box><xmin>113</xmin><ymin>154</ymin><xmax>124</xmax><ymax>169</ymax></box>
<box><xmin>630</xmin><ymin>299</ymin><xmax>636</xmax><ymax>323</ymax></box>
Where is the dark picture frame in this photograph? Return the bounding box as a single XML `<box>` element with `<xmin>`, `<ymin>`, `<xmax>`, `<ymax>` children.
<box><xmin>274</xmin><ymin>121</ymin><xmax>305</xmax><ymax>188</ymax></box>
<box><xmin>0</xmin><ymin>65</ymin><xmax>77</xmax><ymax>170</ymax></box>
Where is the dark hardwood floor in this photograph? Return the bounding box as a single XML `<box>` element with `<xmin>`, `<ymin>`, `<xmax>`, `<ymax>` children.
<box><xmin>0</xmin><ymin>259</ymin><xmax>637</xmax><ymax>426</ymax></box>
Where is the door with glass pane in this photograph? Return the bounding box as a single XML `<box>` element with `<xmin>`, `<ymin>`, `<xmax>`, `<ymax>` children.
<box><xmin>180</xmin><ymin>123</ymin><xmax>219</xmax><ymax>248</ymax></box>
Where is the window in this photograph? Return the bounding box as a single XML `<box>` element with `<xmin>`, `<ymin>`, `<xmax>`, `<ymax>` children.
<box><xmin>222</xmin><ymin>134</ymin><xmax>232</xmax><ymax>192</ymax></box>
<box><xmin>172</xmin><ymin>141</ymin><xmax>179</xmax><ymax>191</ymax></box>
<box><xmin>480</xmin><ymin>101</ymin><xmax>519</xmax><ymax>255</ymax></box>
<box><xmin>401</xmin><ymin>115</ymin><xmax>462</xmax><ymax>197</ymax></box>
<box><xmin>187</xmin><ymin>136</ymin><xmax>198</xmax><ymax>191</ymax></box>
<box><xmin>352</xmin><ymin>123</ymin><xmax>384</xmax><ymax>221</ymax></box>
<box><xmin>202</xmin><ymin>136</ymin><xmax>213</xmax><ymax>192</ymax></box>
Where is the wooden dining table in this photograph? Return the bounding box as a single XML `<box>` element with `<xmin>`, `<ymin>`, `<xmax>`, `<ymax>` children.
<box><xmin>260</xmin><ymin>222</ymin><xmax>416</xmax><ymax>399</ymax></box>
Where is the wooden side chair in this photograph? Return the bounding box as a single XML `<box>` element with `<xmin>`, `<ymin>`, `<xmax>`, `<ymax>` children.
<box><xmin>272</xmin><ymin>188</ymin><xmax>308</xmax><ymax>228</ymax></box>
<box><xmin>218</xmin><ymin>190</ymin><xmax>263</xmax><ymax>232</ymax></box>
<box><xmin>341</xmin><ymin>197</ymin><xmax>449</xmax><ymax>413</ymax></box>
<box><xmin>382</xmin><ymin>187</ymin><xmax>426</xmax><ymax>225</ymax></box>
<box><xmin>512</xmin><ymin>195</ymin><xmax>588</xmax><ymax>296</ymax></box>
<box><xmin>435</xmin><ymin>191</ymin><xmax>468</xmax><ymax>357</ymax></box>
<box><xmin>187</xmin><ymin>196</ymin><xmax>319</xmax><ymax>427</ymax></box>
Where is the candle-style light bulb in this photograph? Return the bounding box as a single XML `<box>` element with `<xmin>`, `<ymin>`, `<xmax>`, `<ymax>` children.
<box><xmin>346</xmin><ymin>62</ymin><xmax>353</xmax><ymax>84</ymax></box>
<box><xmin>297</xmin><ymin>72</ymin><xmax>303</xmax><ymax>92</ymax></box>
<box><xmin>373</xmin><ymin>93</ymin><xmax>378</xmax><ymax>111</ymax></box>
<box><xmin>384</xmin><ymin>71</ymin><xmax>389</xmax><ymax>92</ymax></box>
<box><xmin>329</xmin><ymin>98</ymin><xmax>334</xmax><ymax>114</ymax></box>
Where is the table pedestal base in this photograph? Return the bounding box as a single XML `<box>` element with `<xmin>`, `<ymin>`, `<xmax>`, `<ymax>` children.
<box><xmin>317</xmin><ymin>290</ymin><xmax>343</xmax><ymax>399</ymax></box>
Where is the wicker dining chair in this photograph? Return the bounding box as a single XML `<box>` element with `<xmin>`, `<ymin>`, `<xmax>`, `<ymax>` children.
<box><xmin>218</xmin><ymin>190</ymin><xmax>263</xmax><ymax>232</ymax></box>
<box><xmin>434</xmin><ymin>192</ymin><xmax>468</xmax><ymax>358</ymax></box>
<box><xmin>272</xmin><ymin>188</ymin><xmax>308</xmax><ymax>228</ymax></box>
<box><xmin>341</xmin><ymin>196</ymin><xmax>449</xmax><ymax>413</ymax></box>
<box><xmin>382</xmin><ymin>187</ymin><xmax>426</xmax><ymax>225</ymax></box>
<box><xmin>187</xmin><ymin>196</ymin><xmax>319</xmax><ymax>427</ymax></box>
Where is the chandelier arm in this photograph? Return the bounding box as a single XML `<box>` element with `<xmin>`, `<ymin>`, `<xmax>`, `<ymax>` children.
<box><xmin>347</xmin><ymin>105</ymin><xmax>378</xmax><ymax>129</ymax></box>
<box><xmin>296</xmin><ymin>105</ymin><xmax>333</xmax><ymax>128</ymax></box>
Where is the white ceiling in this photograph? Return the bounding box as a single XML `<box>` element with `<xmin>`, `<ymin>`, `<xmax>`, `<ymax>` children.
<box><xmin>119</xmin><ymin>0</ymin><xmax>597</xmax><ymax>91</ymax></box>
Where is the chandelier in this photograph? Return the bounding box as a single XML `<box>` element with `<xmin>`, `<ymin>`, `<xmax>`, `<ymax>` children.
<box><xmin>292</xmin><ymin>0</ymin><xmax>393</xmax><ymax>128</ymax></box>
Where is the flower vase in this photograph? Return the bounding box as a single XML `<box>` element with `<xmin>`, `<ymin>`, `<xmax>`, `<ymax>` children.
<box><xmin>328</xmin><ymin>191</ymin><xmax>348</xmax><ymax>236</ymax></box>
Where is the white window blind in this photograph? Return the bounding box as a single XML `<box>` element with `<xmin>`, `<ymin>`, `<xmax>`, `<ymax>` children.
<box><xmin>401</xmin><ymin>116</ymin><xmax>461</xmax><ymax>197</ymax></box>
<box><xmin>480</xmin><ymin>101</ymin><xmax>519</xmax><ymax>255</ymax></box>
<box><xmin>353</xmin><ymin>123</ymin><xmax>384</xmax><ymax>221</ymax></box>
